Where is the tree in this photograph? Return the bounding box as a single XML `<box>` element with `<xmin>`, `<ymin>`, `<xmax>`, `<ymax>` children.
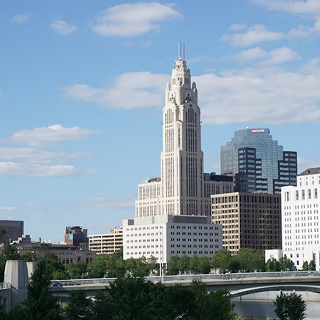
<box><xmin>196</xmin><ymin>290</ymin><xmax>237</xmax><ymax>320</ymax></box>
<box><xmin>228</xmin><ymin>256</ymin><xmax>241</xmax><ymax>273</ymax></box>
<box><xmin>166</xmin><ymin>255</ymin><xmax>180</xmax><ymax>275</ymax></box>
<box><xmin>211</xmin><ymin>249</ymin><xmax>231</xmax><ymax>272</ymax></box>
<box><xmin>237</xmin><ymin>248</ymin><xmax>265</xmax><ymax>272</ymax></box>
<box><xmin>64</xmin><ymin>290</ymin><xmax>93</xmax><ymax>320</ymax></box>
<box><xmin>309</xmin><ymin>260</ymin><xmax>316</xmax><ymax>271</ymax></box>
<box><xmin>20</xmin><ymin>251</ymin><xmax>36</xmax><ymax>262</ymax></box>
<box><xmin>23</xmin><ymin>259</ymin><xmax>63</xmax><ymax>320</ymax></box>
<box><xmin>189</xmin><ymin>254</ymin><xmax>200</xmax><ymax>274</ymax></box>
<box><xmin>302</xmin><ymin>261</ymin><xmax>309</xmax><ymax>271</ymax></box>
<box><xmin>273</xmin><ymin>291</ymin><xmax>306</xmax><ymax>320</ymax></box>
<box><xmin>87</xmin><ymin>254</ymin><xmax>108</xmax><ymax>278</ymax></box>
<box><xmin>279</xmin><ymin>256</ymin><xmax>294</xmax><ymax>271</ymax></box>
<box><xmin>198</xmin><ymin>256</ymin><xmax>211</xmax><ymax>274</ymax></box>
<box><xmin>67</xmin><ymin>260</ymin><xmax>88</xmax><ymax>279</ymax></box>
<box><xmin>179</xmin><ymin>254</ymin><xmax>190</xmax><ymax>274</ymax></box>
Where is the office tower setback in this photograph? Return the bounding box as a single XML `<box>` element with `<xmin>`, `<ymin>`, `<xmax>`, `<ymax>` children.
<box><xmin>221</xmin><ymin>128</ymin><xmax>297</xmax><ymax>194</ymax></box>
<box><xmin>211</xmin><ymin>192</ymin><xmax>282</xmax><ymax>255</ymax></box>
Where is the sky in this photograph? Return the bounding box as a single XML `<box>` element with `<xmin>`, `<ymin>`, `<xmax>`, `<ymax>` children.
<box><xmin>1</xmin><ymin>0</ymin><xmax>320</xmax><ymax>242</ymax></box>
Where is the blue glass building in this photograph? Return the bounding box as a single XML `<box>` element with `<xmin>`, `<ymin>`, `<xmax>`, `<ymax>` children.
<box><xmin>221</xmin><ymin>128</ymin><xmax>297</xmax><ymax>194</ymax></box>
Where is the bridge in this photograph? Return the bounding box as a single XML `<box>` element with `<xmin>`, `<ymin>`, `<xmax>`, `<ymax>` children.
<box><xmin>49</xmin><ymin>271</ymin><xmax>320</xmax><ymax>299</ymax></box>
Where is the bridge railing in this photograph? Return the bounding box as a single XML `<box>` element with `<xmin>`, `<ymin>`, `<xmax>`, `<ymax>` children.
<box><xmin>50</xmin><ymin>271</ymin><xmax>320</xmax><ymax>287</ymax></box>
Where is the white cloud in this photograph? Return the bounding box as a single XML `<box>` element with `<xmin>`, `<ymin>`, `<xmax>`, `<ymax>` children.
<box><xmin>260</xmin><ymin>47</ymin><xmax>301</xmax><ymax>65</ymax></box>
<box><xmin>221</xmin><ymin>24</ymin><xmax>285</xmax><ymax>46</ymax></box>
<box><xmin>83</xmin><ymin>197</ymin><xmax>134</xmax><ymax>209</ymax></box>
<box><xmin>11</xmin><ymin>13</ymin><xmax>31</xmax><ymax>24</ymax></box>
<box><xmin>91</xmin><ymin>2</ymin><xmax>182</xmax><ymax>37</ymax></box>
<box><xmin>251</xmin><ymin>0</ymin><xmax>320</xmax><ymax>18</ymax></box>
<box><xmin>298</xmin><ymin>157</ymin><xmax>320</xmax><ymax>173</ymax></box>
<box><xmin>0</xmin><ymin>162</ymin><xmax>76</xmax><ymax>177</ymax></box>
<box><xmin>237</xmin><ymin>47</ymin><xmax>268</xmax><ymax>60</ymax></box>
<box><xmin>50</xmin><ymin>19</ymin><xmax>77</xmax><ymax>35</ymax></box>
<box><xmin>9</xmin><ymin>124</ymin><xmax>95</xmax><ymax>147</ymax></box>
<box><xmin>63</xmin><ymin>72</ymin><xmax>169</xmax><ymax>109</ymax></box>
<box><xmin>0</xmin><ymin>207</ymin><xmax>18</xmax><ymax>213</ymax></box>
<box><xmin>26</xmin><ymin>204</ymin><xmax>50</xmax><ymax>212</ymax></box>
<box><xmin>229</xmin><ymin>24</ymin><xmax>246</xmax><ymax>31</ymax></box>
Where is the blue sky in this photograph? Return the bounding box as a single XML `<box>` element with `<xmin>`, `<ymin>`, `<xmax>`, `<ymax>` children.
<box><xmin>1</xmin><ymin>0</ymin><xmax>320</xmax><ymax>241</ymax></box>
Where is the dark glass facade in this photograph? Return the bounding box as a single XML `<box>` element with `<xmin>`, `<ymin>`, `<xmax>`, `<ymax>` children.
<box><xmin>221</xmin><ymin>128</ymin><xmax>297</xmax><ymax>194</ymax></box>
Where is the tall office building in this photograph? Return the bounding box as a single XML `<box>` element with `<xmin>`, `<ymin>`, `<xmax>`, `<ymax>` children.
<box><xmin>221</xmin><ymin>128</ymin><xmax>297</xmax><ymax>194</ymax></box>
<box><xmin>124</xmin><ymin>50</ymin><xmax>225</xmax><ymax>263</ymax></box>
<box><xmin>135</xmin><ymin>54</ymin><xmax>233</xmax><ymax>219</ymax></box>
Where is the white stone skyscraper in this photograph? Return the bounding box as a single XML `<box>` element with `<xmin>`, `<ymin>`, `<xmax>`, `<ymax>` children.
<box><xmin>135</xmin><ymin>52</ymin><xmax>233</xmax><ymax>218</ymax></box>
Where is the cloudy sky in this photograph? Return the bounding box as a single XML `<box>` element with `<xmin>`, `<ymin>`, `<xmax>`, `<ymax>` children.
<box><xmin>1</xmin><ymin>0</ymin><xmax>320</xmax><ymax>241</ymax></box>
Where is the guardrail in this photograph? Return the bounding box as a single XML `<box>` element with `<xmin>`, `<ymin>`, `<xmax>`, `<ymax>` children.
<box><xmin>50</xmin><ymin>271</ymin><xmax>320</xmax><ymax>287</ymax></box>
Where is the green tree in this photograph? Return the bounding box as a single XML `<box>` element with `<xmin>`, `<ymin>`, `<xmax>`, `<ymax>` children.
<box><xmin>20</xmin><ymin>251</ymin><xmax>36</xmax><ymax>262</ymax></box>
<box><xmin>92</xmin><ymin>291</ymin><xmax>113</xmax><ymax>320</ymax></box>
<box><xmin>237</xmin><ymin>248</ymin><xmax>265</xmax><ymax>272</ymax></box>
<box><xmin>67</xmin><ymin>260</ymin><xmax>88</xmax><ymax>279</ymax></box>
<box><xmin>196</xmin><ymin>290</ymin><xmax>237</xmax><ymax>320</ymax></box>
<box><xmin>198</xmin><ymin>255</ymin><xmax>211</xmax><ymax>274</ymax></box>
<box><xmin>309</xmin><ymin>260</ymin><xmax>316</xmax><ymax>271</ymax></box>
<box><xmin>273</xmin><ymin>291</ymin><xmax>306</xmax><ymax>320</ymax></box>
<box><xmin>266</xmin><ymin>258</ymin><xmax>276</xmax><ymax>271</ymax></box>
<box><xmin>179</xmin><ymin>254</ymin><xmax>190</xmax><ymax>274</ymax></box>
<box><xmin>167</xmin><ymin>255</ymin><xmax>180</xmax><ymax>275</ymax></box>
<box><xmin>279</xmin><ymin>256</ymin><xmax>294</xmax><ymax>271</ymax></box>
<box><xmin>211</xmin><ymin>249</ymin><xmax>231</xmax><ymax>272</ymax></box>
<box><xmin>87</xmin><ymin>254</ymin><xmax>108</xmax><ymax>278</ymax></box>
<box><xmin>4</xmin><ymin>305</ymin><xmax>27</xmax><ymax>320</ymax></box>
<box><xmin>23</xmin><ymin>259</ymin><xmax>63</xmax><ymax>320</ymax></box>
<box><xmin>64</xmin><ymin>290</ymin><xmax>93</xmax><ymax>320</ymax></box>
<box><xmin>189</xmin><ymin>254</ymin><xmax>199</xmax><ymax>274</ymax></box>
<box><xmin>228</xmin><ymin>256</ymin><xmax>241</xmax><ymax>273</ymax></box>
<box><xmin>302</xmin><ymin>261</ymin><xmax>309</xmax><ymax>271</ymax></box>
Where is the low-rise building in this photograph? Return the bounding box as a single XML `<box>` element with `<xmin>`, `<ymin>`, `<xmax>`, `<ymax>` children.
<box><xmin>89</xmin><ymin>228</ymin><xmax>123</xmax><ymax>254</ymax></box>
<box><xmin>211</xmin><ymin>192</ymin><xmax>282</xmax><ymax>255</ymax></box>
<box><xmin>12</xmin><ymin>235</ymin><xmax>96</xmax><ymax>265</ymax></box>
<box><xmin>123</xmin><ymin>215</ymin><xmax>223</xmax><ymax>265</ymax></box>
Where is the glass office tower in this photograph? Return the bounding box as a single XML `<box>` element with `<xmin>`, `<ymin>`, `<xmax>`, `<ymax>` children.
<box><xmin>221</xmin><ymin>128</ymin><xmax>297</xmax><ymax>194</ymax></box>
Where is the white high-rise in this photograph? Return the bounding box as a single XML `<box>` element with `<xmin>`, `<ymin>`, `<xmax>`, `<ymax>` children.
<box><xmin>124</xmin><ymin>49</ymin><xmax>227</xmax><ymax>264</ymax></box>
<box><xmin>135</xmin><ymin>53</ymin><xmax>232</xmax><ymax>219</ymax></box>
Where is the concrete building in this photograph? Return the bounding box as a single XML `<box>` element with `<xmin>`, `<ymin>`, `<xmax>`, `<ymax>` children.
<box><xmin>89</xmin><ymin>228</ymin><xmax>123</xmax><ymax>254</ymax></box>
<box><xmin>266</xmin><ymin>167</ymin><xmax>320</xmax><ymax>270</ymax></box>
<box><xmin>0</xmin><ymin>220</ymin><xmax>24</xmax><ymax>242</ymax></box>
<box><xmin>123</xmin><ymin>215</ymin><xmax>222</xmax><ymax>264</ymax></box>
<box><xmin>221</xmin><ymin>128</ymin><xmax>297</xmax><ymax>194</ymax></box>
<box><xmin>211</xmin><ymin>192</ymin><xmax>282</xmax><ymax>255</ymax></box>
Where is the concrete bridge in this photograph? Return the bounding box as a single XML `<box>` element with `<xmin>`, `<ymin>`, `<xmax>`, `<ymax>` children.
<box><xmin>49</xmin><ymin>271</ymin><xmax>320</xmax><ymax>300</ymax></box>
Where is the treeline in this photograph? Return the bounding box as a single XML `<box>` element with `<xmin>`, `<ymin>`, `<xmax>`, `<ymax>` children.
<box><xmin>266</xmin><ymin>257</ymin><xmax>315</xmax><ymax>272</ymax></box>
<box><xmin>167</xmin><ymin>248</ymin><xmax>265</xmax><ymax>274</ymax></box>
<box><xmin>0</xmin><ymin>259</ymin><xmax>238</xmax><ymax>320</ymax></box>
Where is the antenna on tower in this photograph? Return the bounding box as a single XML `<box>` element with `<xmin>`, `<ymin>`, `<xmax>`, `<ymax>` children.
<box><xmin>183</xmin><ymin>43</ymin><xmax>185</xmax><ymax>61</ymax></box>
<box><xmin>178</xmin><ymin>41</ymin><xmax>181</xmax><ymax>60</ymax></box>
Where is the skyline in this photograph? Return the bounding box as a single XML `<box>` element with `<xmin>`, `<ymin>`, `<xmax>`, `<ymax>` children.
<box><xmin>1</xmin><ymin>0</ymin><xmax>320</xmax><ymax>241</ymax></box>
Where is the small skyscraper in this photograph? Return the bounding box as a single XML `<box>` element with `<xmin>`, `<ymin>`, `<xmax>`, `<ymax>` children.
<box><xmin>221</xmin><ymin>128</ymin><xmax>297</xmax><ymax>194</ymax></box>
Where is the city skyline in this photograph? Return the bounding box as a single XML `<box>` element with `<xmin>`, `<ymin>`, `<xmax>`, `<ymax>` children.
<box><xmin>1</xmin><ymin>0</ymin><xmax>320</xmax><ymax>241</ymax></box>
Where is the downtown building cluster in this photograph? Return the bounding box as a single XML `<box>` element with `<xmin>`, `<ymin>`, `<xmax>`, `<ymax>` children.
<box><xmin>121</xmin><ymin>52</ymin><xmax>311</xmax><ymax>270</ymax></box>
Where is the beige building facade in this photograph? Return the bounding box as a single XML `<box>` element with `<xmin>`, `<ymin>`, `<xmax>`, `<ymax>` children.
<box><xmin>211</xmin><ymin>192</ymin><xmax>282</xmax><ymax>255</ymax></box>
<box><xmin>89</xmin><ymin>228</ymin><xmax>123</xmax><ymax>255</ymax></box>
